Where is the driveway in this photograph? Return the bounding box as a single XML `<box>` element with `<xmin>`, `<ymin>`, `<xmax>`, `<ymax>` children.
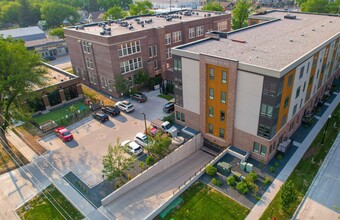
<box><xmin>38</xmin><ymin>91</ymin><xmax>169</xmax><ymax>187</ymax></box>
<box><xmin>49</xmin><ymin>55</ymin><xmax>71</xmax><ymax>70</ymax></box>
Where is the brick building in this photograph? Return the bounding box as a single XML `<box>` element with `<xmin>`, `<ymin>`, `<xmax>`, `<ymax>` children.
<box><xmin>172</xmin><ymin>11</ymin><xmax>340</xmax><ymax>163</ymax></box>
<box><xmin>64</xmin><ymin>10</ymin><xmax>231</xmax><ymax>97</ymax></box>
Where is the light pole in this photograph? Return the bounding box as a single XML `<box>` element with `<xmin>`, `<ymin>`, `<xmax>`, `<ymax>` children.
<box><xmin>321</xmin><ymin>114</ymin><xmax>331</xmax><ymax>144</ymax></box>
<box><xmin>141</xmin><ymin>112</ymin><xmax>147</xmax><ymax>135</ymax></box>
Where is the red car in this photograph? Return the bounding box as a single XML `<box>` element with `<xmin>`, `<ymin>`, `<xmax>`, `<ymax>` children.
<box><xmin>54</xmin><ymin>127</ymin><xmax>73</xmax><ymax>142</ymax></box>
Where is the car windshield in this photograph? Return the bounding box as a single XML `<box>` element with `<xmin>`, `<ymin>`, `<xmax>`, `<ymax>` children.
<box><xmin>134</xmin><ymin>146</ymin><xmax>141</xmax><ymax>152</ymax></box>
<box><xmin>63</xmin><ymin>131</ymin><xmax>71</xmax><ymax>136</ymax></box>
<box><xmin>164</xmin><ymin>123</ymin><xmax>172</xmax><ymax>130</ymax></box>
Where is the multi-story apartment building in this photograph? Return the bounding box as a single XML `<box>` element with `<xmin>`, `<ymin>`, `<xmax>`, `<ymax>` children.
<box><xmin>172</xmin><ymin>11</ymin><xmax>340</xmax><ymax>163</ymax></box>
<box><xmin>64</xmin><ymin>11</ymin><xmax>231</xmax><ymax>96</ymax></box>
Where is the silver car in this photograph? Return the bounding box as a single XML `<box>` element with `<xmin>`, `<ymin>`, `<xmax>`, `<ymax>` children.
<box><xmin>115</xmin><ymin>100</ymin><xmax>135</xmax><ymax>113</ymax></box>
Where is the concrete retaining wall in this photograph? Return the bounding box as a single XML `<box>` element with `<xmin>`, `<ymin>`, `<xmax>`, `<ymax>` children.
<box><xmin>101</xmin><ymin>134</ymin><xmax>202</xmax><ymax>206</ymax></box>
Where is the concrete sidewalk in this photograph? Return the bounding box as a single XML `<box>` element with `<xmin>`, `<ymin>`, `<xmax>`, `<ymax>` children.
<box><xmin>246</xmin><ymin>92</ymin><xmax>340</xmax><ymax>220</ymax></box>
<box><xmin>293</xmin><ymin>134</ymin><xmax>340</xmax><ymax>219</ymax></box>
<box><xmin>5</xmin><ymin>129</ymin><xmax>113</xmax><ymax>220</ymax></box>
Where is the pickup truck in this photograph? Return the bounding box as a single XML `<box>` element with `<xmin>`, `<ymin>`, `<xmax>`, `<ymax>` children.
<box><xmin>151</xmin><ymin>119</ymin><xmax>178</xmax><ymax>137</ymax></box>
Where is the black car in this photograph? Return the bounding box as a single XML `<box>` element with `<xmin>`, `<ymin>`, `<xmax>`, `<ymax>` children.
<box><xmin>130</xmin><ymin>92</ymin><xmax>147</xmax><ymax>103</ymax></box>
<box><xmin>101</xmin><ymin>106</ymin><xmax>121</xmax><ymax>116</ymax></box>
<box><xmin>45</xmin><ymin>56</ymin><xmax>56</xmax><ymax>61</ymax></box>
<box><xmin>163</xmin><ymin>102</ymin><xmax>174</xmax><ymax>113</ymax></box>
<box><xmin>92</xmin><ymin>113</ymin><xmax>109</xmax><ymax>122</ymax></box>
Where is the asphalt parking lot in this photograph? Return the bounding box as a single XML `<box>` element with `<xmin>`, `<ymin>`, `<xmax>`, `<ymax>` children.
<box><xmin>38</xmin><ymin>90</ymin><xmax>169</xmax><ymax>187</ymax></box>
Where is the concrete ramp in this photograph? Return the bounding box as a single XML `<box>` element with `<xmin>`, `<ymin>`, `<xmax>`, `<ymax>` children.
<box><xmin>104</xmin><ymin>150</ymin><xmax>213</xmax><ymax>220</ymax></box>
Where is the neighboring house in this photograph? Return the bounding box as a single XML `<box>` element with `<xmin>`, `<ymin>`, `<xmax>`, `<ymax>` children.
<box><xmin>31</xmin><ymin>62</ymin><xmax>84</xmax><ymax>113</ymax></box>
<box><xmin>151</xmin><ymin>0</ymin><xmax>199</xmax><ymax>9</ymax></box>
<box><xmin>64</xmin><ymin>10</ymin><xmax>231</xmax><ymax>97</ymax></box>
<box><xmin>0</xmin><ymin>26</ymin><xmax>69</xmax><ymax>59</ymax></box>
<box><xmin>89</xmin><ymin>11</ymin><xmax>105</xmax><ymax>22</ymax></box>
<box><xmin>171</xmin><ymin>11</ymin><xmax>340</xmax><ymax>163</ymax></box>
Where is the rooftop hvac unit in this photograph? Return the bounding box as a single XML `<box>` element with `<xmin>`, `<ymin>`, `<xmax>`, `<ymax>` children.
<box><xmin>284</xmin><ymin>14</ymin><xmax>296</xmax><ymax>19</ymax></box>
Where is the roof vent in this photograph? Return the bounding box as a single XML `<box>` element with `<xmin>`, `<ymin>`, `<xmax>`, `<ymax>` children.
<box><xmin>290</xmin><ymin>39</ymin><xmax>293</xmax><ymax>42</ymax></box>
<box><xmin>231</xmin><ymin>39</ymin><xmax>246</xmax><ymax>43</ymax></box>
<box><xmin>321</xmin><ymin>24</ymin><xmax>324</xmax><ymax>27</ymax></box>
<box><xmin>284</xmin><ymin>14</ymin><xmax>296</xmax><ymax>19</ymax></box>
<box><xmin>312</xmin><ymin>28</ymin><xmax>315</xmax><ymax>31</ymax></box>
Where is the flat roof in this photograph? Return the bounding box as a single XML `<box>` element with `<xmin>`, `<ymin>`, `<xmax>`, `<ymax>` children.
<box><xmin>34</xmin><ymin>63</ymin><xmax>77</xmax><ymax>90</ymax></box>
<box><xmin>178</xmin><ymin>11</ymin><xmax>340</xmax><ymax>71</ymax></box>
<box><xmin>25</xmin><ymin>37</ymin><xmax>65</xmax><ymax>47</ymax></box>
<box><xmin>0</xmin><ymin>26</ymin><xmax>45</xmax><ymax>39</ymax></box>
<box><xmin>65</xmin><ymin>11</ymin><xmax>227</xmax><ymax>36</ymax></box>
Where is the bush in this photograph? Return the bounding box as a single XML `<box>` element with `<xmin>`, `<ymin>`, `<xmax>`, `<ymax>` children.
<box><xmin>162</xmin><ymin>113</ymin><xmax>174</xmax><ymax>124</ymax></box>
<box><xmin>127</xmin><ymin>173</ymin><xmax>132</xmax><ymax>181</ymax></box>
<box><xmin>276</xmin><ymin>154</ymin><xmax>283</xmax><ymax>161</ymax></box>
<box><xmin>205</xmin><ymin>165</ymin><xmax>217</xmax><ymax>176</ymax></box>
<box><xmin>248</xmin><ymin>171</ymin><xmax>258</xmax><ymax>182</ymax></box>
<box><xmin>227</xmin><ymin>176</ymin><xmax>236</xmax><ymax>187</ymax></box>
<box><xmin>115</xmin><ymin>183</ymin><xmax>120</xmax><ymax>189</ymax></box>
<box><xmin>146</xmin><ymin>156</ymin><xmax>155</xmax><ymax>165</ymax></box>
<box><xmin>236</xmin><ymin>181</ymin><xmax>248</xmax><ymax>194</ymax></box>
<box><xmin>274</xmin><ymin>162</ymin><xmax>280</xmax><ymax>168</ymax></box>
<box><xmin>264</xmin><ymin>176</ymin><xmax>271</xmax><ymax>185</ymax></box>
<box><xmin>256</xmin><ymin>196</ymin><xmax>261</xmax><ymax>201</ymax></box>
<box><xmin>269</xmin><ymin>166</ymin><xmax>276</xmax><ymax>173</ymax></box>
<box><xmin>139</xmin><ymin>162</ymin><xmax>145</xmax><ymax>169</ymax></box>
<box><xmin>212</xmin><ymin>178</ymin><xmax>222</xmax><ymax>186</ymax></box>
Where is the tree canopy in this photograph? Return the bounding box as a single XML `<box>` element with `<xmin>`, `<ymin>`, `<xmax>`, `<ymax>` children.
<box><xmin>300</xmin><ymin>0</ymin><xmax>340</xmax><ymax>13</ymax></box>
<box><xmin>97</xmin><ymin>0</ymin><xmax>132</xmax><ymax>10</ymax></box>
<box><xmin>41</xmin><ymin>2</ymin><xmax>80</xmax><ymax>28</ymax></box>
<box><xmin>232</xmin><ymin>0</ymin><xmax>251</xmax><ymax>30</ymax></box>
<box><xmin>145</xmin><ymin>132</ymin><xmax>171</xmax><ymax>159</ymax></box>
<box><xmin>102</xmin><ymin>6</ymin><xmax>128</xmax><ymax>20</ymax></box>
<box><xmin>129</xmin><ymin>0</ymin><xmax>153</xmax><ymax>16</ymax></box>
<box><xmin>0</xmin><ymin>36</ymin><xmax>46</xmax><ymax>148</ymax></box>
<box><xmin>49</xmin><ymin>27</ymin><xmax>65</xmax><ymax>38</ymax></box>
<box><xmin>201</xmin><ymin>2</ymin><xmax>224</xmax><ymax>12</ymax></box>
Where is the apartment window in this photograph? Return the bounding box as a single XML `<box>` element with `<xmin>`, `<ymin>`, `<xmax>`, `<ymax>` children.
<box><xmin>88</xmin><ymin>71</ymin><xmax>97</xmax><ymax>85</ymax></box>
<box><xmin>189</xmin><ymin>27</ymin><xmax>195</xmax><ymax>39</ymax></box>
<box><xmin>196</xmin><ymin>26</ymin><xmax>203</xmax><ymax>37</ymax></box>
<box><xmin>166</xmin><ymin>48</ymin><xmax>172</xmax><ymax>59</ymax></box>
<box><xmin>220</xmin><ymin>111</ymin><xmax>225</xmax><ymax>121</ymax></box>
<box><xmin>300</xmin><ymin>98</ymin><xmax>303</xmax><ymax>109</ymax></box>
<box><xmin>309</xmin><ymin>76</ymin><xmax>313</xmax><ymax>85</ymax></box>
<box><xmin>100</xmin><ymin>77</ymin><xmax>106</xmax><ymax>88</ymax></box>
<box><xmin>222</xmin><ymin>70</ymin><xmax>227</xmax><ymax>83</ymax></box>
<box><xmin>208</xmin><ymin>124</ymin><xmax>213</xmax><ymax>134</ymax></box>
<box><xmin>79</xmin><ymin>69</ymin><xmax>85</xmax><ymax>80</ymax></box>
<box><xmin>281</xmin><ymin>114</ymin><xmax>287</xmax><ymax>128</ymax></box>
<box><xmin>296</xmin><ymin>86</ymin><xmax>301</xmax><ymax>98</ymax></box>
<box><xmin>120</xmin><ymin>57</ymin><xmax>143</xmax><ymax>74</ymax></box>
<box><xmin>209</xmin><ymin>88</ymin><xmax>214</xmax><ymax>99</ymax></box>
<box><xmin>153</xmin><ymin>60</ymin><xmax>158</xmax><ymax>69</ymax></box>
<box><xmin>221</xmin><ymin>91</ymin><xmax>226</xmax><ymax>103</ymax></box>
<box><xmin>165</xmin><ymin>33</ymin><xmax>171</xmax><ymax>45</ymax></box>
<box><xmin>288</xmin><ymin>74</ymin><xmax>293</xmax><ymax>87</ymax></box>
<box><xmin>172</xmin><ymin>31</ymin><xmax>182</xmax><ymax>43</ymax></box>
<box><xmin>258</xmin><ymin>124</ymin><xmax>270</xmax><ymax>138</ymax></box>
<box><xmin>219</xmin><ymin>128</ymin><xmax>225</xmax><ymax>138</ymax></box>
<box><xmin>217</xmin><ymin>21</ymin><xmax>228</xmax><ymax>31</ymax></box>
<box><xmin>303</xmin><ymin>81</ymin><xmax>306</xmax><ymax>92</ymax></box>
<box><xmin>118</xmin><ymin>41</ymin><xmax>141</xmax><ymax>57</ymax></box>
<box><xmin>208</xmin><ymin>106</ymin><xmax>214</xmax><ymax>117</ymax></box>
<box><xmin>284</xmin><ymin>96</ymin><xmax>289</xmax><ymax>108</ymax></box>
<box><xmin>174</xmin><ymin>58</ymin><xmax>182</xmax><ymax>71</ymax></box>
<box><xmin>299</xmin><ymin>66</ymin><xmax>304</xmax><ymax>79</ymax></box>
<box><xmin>209</xmin><ymin>68</ymin><xmax>214</xmax><ymax>79</ymax></box>
<box><xmin>181</xmin><ymin>113</ymin><xmax>185</xmax><ymax>122</ymax></box>
<box><xmin>148</xmin><ymin>45</ymin><xmax>157</xmax><ymax>58</ymax></box>
<box><xmin>260</xmin><ymin>145</ymin><xmax>267</xmax><ymax>156</ymax></box>
<box><xmin>293</xmin><ymin>104</ymin><xmax>297</xmax><ymax>115</ymax></box>
<box><xmin>176</xmin><ymin>111</ymin><xmax>180</xmax><ymax>120</ymax></box>
<box><xmin>85</xmin><ymin>57</ymin><xmax>93</xmax><ymax>69</ymax></box>
<box><xmin>260</xmin><ymin>104</ymin><xmax>273</xmax><ymax>118</ymax></box>
<box><xmin>148</xmin><ymin>46</ymin><xmax>153</xmax><ymax>58</ymax></box>
<box><xmin>82</xmin><ymin>41</ymin><xmax>91</xmax><ymax>53</ymax></box>
<box><xmin>253</xmin><ymin>142</ymin><xmax>259</xmax><ymax>153</ymax></box>
<box><xmin>107</xmin><ymin>80</ymin><xmax>112</xmax><ymax>91</ymax></box>
<box><xmin>306</xmin><ymin>62</ymin><xmax>310</xmax><ymax>73</ymax></box>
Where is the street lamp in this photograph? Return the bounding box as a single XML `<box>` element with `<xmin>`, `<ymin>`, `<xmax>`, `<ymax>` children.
<box><xmin>321</xmin><ymin>114</ymin><xmax>332</xmax><ymax>144</ymax></box>
<box><xmin>141</xmin><ymin>112</ymin><xmax>147</xmax><ymax>135</ymax></box>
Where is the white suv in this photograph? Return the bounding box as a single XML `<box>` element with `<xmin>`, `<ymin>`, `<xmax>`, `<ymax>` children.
<box><xmin>121</xmin><ymin>140</ymin><xmax>143</xmax><ymax>155</ymax></box>
<box><xmin>134</xmin><ymin>132</ymin><xmax>148</xmax><ymax>147</ymax></box>
<box><xmin>115</xmin><ymin>100</ymin><xmax>135</xmax><ymax>113</ymax></box>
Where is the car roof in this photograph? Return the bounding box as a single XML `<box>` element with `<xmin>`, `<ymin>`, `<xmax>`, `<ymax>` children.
<box><xmin>59</xmin><ymin>128</ymin><xmax>68</xmax><ymax>133</ymax></box>
<box><xmin>129</xmin><ymin>141</ymin><xmax>141</xmax><ymax>149</ymax></box>
<box><xmin>136</xmin><ymin>132</ymin><xmax>147</xmax><ymax>139</ymax></box>
<box><xmin>164</xmin><ymin>102</ymin><xmax>174</xmax><ymax>107</ymax></box>
<box><xmin>122</xmin><ymin>100</ymin><xmax>131</xmax><ymax>105</ymax></box>
<box><xmin>121</xmin><ymin>140</ymin><xmax>132</xmax><ymax>146</ymax></box>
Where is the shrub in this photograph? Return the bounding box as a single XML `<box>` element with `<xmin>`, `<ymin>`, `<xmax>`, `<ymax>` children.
<box><xmin>115</xmin><ymin>183</ymin><xmax>120</xmax><ymax>189</ymax></box>
<box><xmin>274</xmin><ymin>162</ymin><xmax>280</xmax><ymax>168</ymax></box>
<box><xmin>264</xmin><ymin>176</ymin><xmax>271</xmax><ymax>185</ymax></box>
<box><xmin>276</xmin><ymin>154</ymin><xmax>283</xmax><ymax>161</ymax></box>
<box><xmin>269</xmin><ymin>166</ymin><xmax>276</xmax><ymax>173</ymax></box>
<box><xmin>127</xmin><ymin>173</ymin><xmax>132</xmax><ymax>181</ymax></box>
<box><xmin>236</xmin><ymin>181</ymin><xmax>248</xmax><ymax>194</ymax></box>
<box><xmin>162</xmin><ymin>113</ymin><xmax>174</xmax><ymax>124</ymax></box>
<box><xmin>212</xmin><ymin>178</ymin><xmax>222</xmax><ymax>186</ymax></box>
<box><xmin>227</xmin><ymin>176</ymin><xmax>236</xmax><ymax>187</ymax></box>
<box><xmin>248</xmin><ymin>171</ymin><xmax>258</xmax><ymax>182</ymax></box>
<box><xmin>205</xmin><ymin>165</ymin><xmax>217</xmax><ymax>176</ymax></box>
<box><xmin>256</xmin><ymin>196</ymin><xmax>261</xmax><ymax>201</ymax></box>
<box><xmin>139</xmin><ymin>162</ymin><xmax>145</xmax><ymax>169</ymax></box>
<box><xmin>146</xmin><ymin>156</ymin><xmax>155</xmax><ymax>165</ymax></box>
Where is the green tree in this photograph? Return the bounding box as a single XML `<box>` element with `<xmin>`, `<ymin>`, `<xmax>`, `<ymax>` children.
<box><xmin>1</xmin><ymin>2</ymin><xmax>21</xmax><ymax>24</ymax></box>
<box><xmin>114</xmin><ymin>75</ymin><xmax>129</xmax><ymax>96</ymax></box>
<box><xmin>201</xmin><ymin>2</ymin><xmax>224</xmax><ymax>11</ymax></box>
<box><xmin>205</xmin><ymin>164</ymin><xmax>217</xmax><ymax>176</ymax></box>
<box><xmin>49</xmin><ymin>27</ymin><xmax>65</xmax><ymax>38</ymax></box>
<box><xmin>97</xmin><ymin>0</ymin><xmax>132</xmax><ymax>10</ymax></box>
<box><xmin>134</xmin><ymin>70</ymin><xmax>149</xmax><ymax>87</ymax></box>
<box><xmin>145</xmin><ymin>132</ymin><xmax>171</xmax><ymax>159</ymax></box>
<box><xmin>0</xmin><ymin>36</ymin><xmax>46</xmax><ymax>148</ymax></box>
<box><xmin>232</xmin><ymin>0</ymin><xmax>251</xmax><ymax>30</ymax></box>
<box><xmin>103</xmin><ymin>6</ymin><xmax>128</xmax><ymax>20</ymax></box>
<box><xmin>280</xmin><ymin>180</ymin><xmax>297</xmax><ymax>212</ymax></box>
<box><xmin>102</xmin><ymin>143</ymin><xmax>135</xmax><ymax>181</ymax></box>
<box><xmin>18</xmin><ymin>0</ymin><xmax>40</xmax><ymax>27</ymax></box>
<box><xmin>129</xmin><ymin>0</ymin><xmax>153</xmax><ymax>16</ymax></box>
<box><xmin>41</xmin><ymin>2</ymin><xmax>80</xmax><ymax>28</ymax></box>
<box><xmin>300</xmin><ymin>0</ymin><xmax>329</xmax><ymax>13</ymax></box>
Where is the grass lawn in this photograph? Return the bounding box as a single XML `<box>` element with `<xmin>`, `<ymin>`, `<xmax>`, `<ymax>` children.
<box><xmin>260</xmin><ymin>104</ymin><xmax>340</xmax><ymax>220</ymax></box>
<box><xmin>158</xmin><ymin>94</ymin><xmax>174</xmax><ymax>101</ymax></box>
<box><xmin>16</xmin><ymin>184</ymin><xmax>83</xmax><ymax>220</ymax></box>
<box><xmin>162</xmin><ymin>182</ymin><xmax>250</xmax><ymax>220</ymax></box>
<box><xmin>33</xmin><ymin>101</ymin><xmax>88</xmax><ymax>125</ymax></box>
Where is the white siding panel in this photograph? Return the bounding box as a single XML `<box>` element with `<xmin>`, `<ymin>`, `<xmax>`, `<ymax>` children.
<box><xmin>182</xmin><ymin>58</ymin><xmax>200</xmax><ymax>114</ymax></box>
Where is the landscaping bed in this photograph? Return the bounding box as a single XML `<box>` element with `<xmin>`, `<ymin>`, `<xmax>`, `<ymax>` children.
<box><xmin>260</xmin><ymin>104</ymin><xmax>340</xmax><ymax>220</ymax></box>
<box><xmin>16</xmin><ymin>184</ymin><xmax>84</xmax><ymax>220</ymax></box>
<box><xmin>0</xmin><ymin>141</ymin><xmax>29</xmax><ymax>174</ymax></box>
<box><xmin>158</xmin><ymin>181</ymin><xmax>250</xmax><ymax>220</ymax></box>
<box><xmin>158</xmin><ymin>94</ymin><xmax>174</xmax><ymax>101</ymax></box>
